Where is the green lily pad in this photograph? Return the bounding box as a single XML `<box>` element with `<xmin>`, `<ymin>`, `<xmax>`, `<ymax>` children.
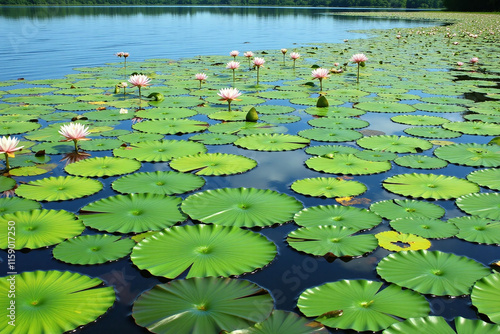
<box><xmin>132</xmin><ymin>277</ymin><xmax>273</xmax><ymax>334</ymax></box>
<box><xmin>391</xmin><ymin>115</ymin><xmax>451</xmax><ymax>126</ymax></box>
<box><xmin>113</xmin><ymin>140</ymin><xmax>207</xmax><ymax>162</ymax></box>
<box><xmin>456</xmin><ymin>193</ymin><xmax>500</xmax><ymax>220</ymax></box>
<box><xmin>305</xmin><ymin>145</ymin><xmax>359</xmax><ymax>156</ymax></box>
<box><xmin>467</xmin><ymin>168</ymin><xmax>500</xmax><ymax>191</ymax></box>
<box><xmin>287</xmin><ymin>225</ymin><xmax>378</xmax><ymax>257</ymax></box>
<box><xmin>448</xmin><ymin>216</ymin><xmax>500</xmax><ymax>245</ymax></box>
<box><xmin>370</xmin><ymin>199</ymin><xmax>445</xmax><ymax>220</ymax></box>
<box><xmin>78</xmin><ymin>138</ymin><xmax>124</xmax><ymax>151</ymax></box>
<box><xmin>404</xmin><ymin>126</ymin><xmax>462</xmax><ymax>139</ymax></box>
<box><xmin>354</xmin><ymin>150</ymin><xmax>397</xmax><ymax>162</ymax></box>
<box><xmin>259</xmin><ymin>114</ymin><xmax>301</xmax><ymax>124</ymax></box>
<box><xmin>414</xmin><ymin>103</ymin><xmax>468</xmax><ymax>113</ymax></box>
<box><xmin>304</xmin><ymin>106</ymin><xmax>366</xmax><ymax>117</ymax></box>
<box><xmin>208</xmin><ymin>121</ymin><xmax>287</xmax><ymax>135</ymax></box>
<box><xmin>298</xmin><ymin>128</ymin><xmax>362</xmax><ymax>142</ymax></box>
<box><xmin>15</xmin><ymin>176</ymin><xmax>103</xmax><ymax>201</ymax></box>
<box><xmin>308</xmin><ymin>117</ymin><xmax>369</xmax><ymax>129</ymax></box>
<box><xmin>376</xmin><ymin>250</ymin><xmax>490</xmax><ymax>296</ymax></box>
<box><xmin>471</xmin><ymin>273</ymin><xmax>500</xmax><ymax>324</ymax></box>
<box><xmin>131</xmin><ymin>224</ymin><xmax>276</xmax><ymax>278</ymax></box>
<box><xmin>0</xmin><ymin>271</ymin><xmax>115</xmax><ymax>333</ymax></box>
<box><xmin>132</xmin><ymin>118</ymin><xmax>209</xmax><ymax>134</ymax></box>
<box><xmin>297</xmin><ymin>279</ymin><xmax>429</xmax><ymax>332</ymax></box>
<box><xmin>135</xmin><ymin>107</ymin><xmax>197</xmax><ymax>119</ymax></box>
<box><xmin>354</xmin><ymin>101</ymin><xmax>416</xmax><ymax>113</ymax></box>
<box><xmin>383</xmin><ymin>316</ymin><xmax>500</xmax><ymax>334</ymax></box>
<box><xmin>117</xmin><ymin>132</ymin><xmax>163</xmax><ymax>143</ymax></box>
<box><xmin>65</xmin><ymin>156</ymin><xmax>141</xmax><ymax>177</ymax></box>
<box><xmin>170</xmin><ymin>153</ymin><xmax>257</xmax><ymax>176</ymax></box>
<box><xmin>112</xmin><ymin>171</ymin><xmax>205</xmax><ymax>195</ymax></box>
<box><xmin>394</xmin><ymin>155</ymin><xmax>448</xmax><ymax>169</ymax></box>
<box><xmin>234</xmin><ymin>134</ymin><xmax>310</xmax><ymax>151</ymax></box>
<box><xmin>306</xmin><ymin>154</ymin><xmax>392</xmax><ymax>175</ymax></box>
<box><xmin>434</xmin><ymin>143</ymin><xmax>500</xmax><ymax>167</ymax></box>
<box><xmin>189</xmin><ymin>133</ymin><xmax>239</xmax><ymax>145</ymax></box>
<box><xmin>0</xmin><ymin>176</ymin><xmax>15</xmax><ymax>192</ymax></box>
<box><xmin>357</xmin><ymin>135</ymin><xmax>432</xmax><ymax>153</ymax></box>
<box><xmin>79</xmin><ymin>193</ymin><xmax>186</xmax><ymax>233</ymax></box>
<box><xmin>382</xmin><ymin>173</ymin><xmax>479</xmax><ymax>200</ymax></box>
<box><xmin>8</xmin><ymin>164</ymin><xmax>57</xmax><ymax>177</ymax></box>
<box><xmin>53</xmin><ymin>234</ymin><xmax>135</xmax><ymax>265</ymax></box>
<box><xmin>0</xmin><ymin>122</ymin><xmax>40</xmax><ymax>135</ymax></box>
<box><xmin>0</xmin><ymin>209</ymin><xmax>84</xmax><ymax>249</ymax></box>
<box><xmin>181</xmin><ymin>187</ymin><xmax>303</xmax><ymax>228</ymax></box>
<box><xmin>442</xmin><ymin>121</ymin><xmax>500</xmax><ymax>136</ymax></box>
<box><xmin>0</xmin><ymin>197</ymin><xmax>41</xmax><ymax>215</ymax></box>
<box><xmin>294</xmin><ymin>205</ymin><xmax>381</xmax><ymax>230</ymax></box>
<box><xmin>389</xmin><ymin>217</ymin><xmax>458</xmax><ymax>239</ymax></box>
<box><xmin>291</xmin><ymin>177</ymin><xmax>366</xmax><ymax>198</ymax></box>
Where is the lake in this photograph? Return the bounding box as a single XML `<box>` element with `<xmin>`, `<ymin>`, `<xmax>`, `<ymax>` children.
<box><xmin>1</xmin><ymin>6</ymin><xmax>499</xmax><ymax>334</ymax></box>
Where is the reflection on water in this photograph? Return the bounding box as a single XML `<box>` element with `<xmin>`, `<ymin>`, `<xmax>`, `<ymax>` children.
<box><xmin>0</xmin><ymin>6</ymin><xmax>440</xmax><ymax>80</ymax></box>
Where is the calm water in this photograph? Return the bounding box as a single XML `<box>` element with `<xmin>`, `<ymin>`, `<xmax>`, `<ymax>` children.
<box><xmin>0</xmin><ymin>6</ymin><xmax>440</xmax><ymax>80</ymax></box>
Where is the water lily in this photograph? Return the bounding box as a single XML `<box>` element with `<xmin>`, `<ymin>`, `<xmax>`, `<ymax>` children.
<box><xmin>128</xmin><ymin>74</ymin><xmax>151</xmax><ymax>100</ymax></box>
<box><xmin>290</xmin><ymin>52</ymin><xmax>300</xmax><ymax>69</ymax></box>
<box><xmin>244</xmin><ymin>51</ymin><xmax>254</xmax><ymax>69</ymax></box>
<box><xmin>59</xmin><ymin>123</ymin><xmax>91</xmax><ymax>152</ymax></box>
<box><xmin>0</xmin><ymin>136</ymin><xmax>23</xmax><ymax>171</ymax></box>
<box><xmin>311</xmin><ymin>68</ymin><xmax>330</xmax><ymax>91</ymax></box>
<box><xmin>226</xmin><ymin>61</ymin><xmax>240</xmax><ymax>83</ymax></box>
<box><xmin>470</xmin><ymin>57</ymin><xmax>479</xmax><ymax>65</ymax></box>
<box><xmin>281</xmin><ymin>48</ymin><xmax>287</xmax><ymax>65</ymax></box>
<box><xmin>195</xmin><ymin>73</ymin><xmax>208</xmax><ymax>89</ymax></box>
<box><xmin>118</xmin><ymin>81</ymin><xmax>128</xmax><ymax>96</ymax></box>
<box><xmin>116</xmin><ymin>52</ymin><xmax>129</xmax><ymax>78</ymax></box>
<box><xmin>253</xmin><ymin>57</ymin><xmax>265</xmax><ymax>85</ymax></box>
<box><xmin>218</xmin><ymin>87</ymin><xmax>242</xmax><ymax>111</ymax></box>
<box><xmin>119</xmin><ymin>108</ymin><xmax>128</xmax><ymax>114</ymax></box>
<box><xmin>350</xmin><ymin>53</ymin><xmax>368</xmax><ymax>83</ymax></box>
<box><xmin>230</xmin><ymin>50</ymin><xmax>239</xmax><ymax>59</ymax></box>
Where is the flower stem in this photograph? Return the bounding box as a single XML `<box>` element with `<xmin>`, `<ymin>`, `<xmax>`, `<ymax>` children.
<box><xmin>232</xmin><ymin>69</ymin><xmax>235</xmax><ymax>84</ymax></box>
<box><xmin>227</xmin><ymin>100</ymin><xmax>232</xmax><ymax>112</ymax></box>
<box><xmin>256</xmin><ymin>67</ymin><xmax>260</xmax><ymax>85</ymax></box>
<box><xmin>4</xmin><ymin>153</ymin><xmax>9</xmax><ymax>171</ymax></box>
<box><xmin>357</xmin><ymin>64</ymin><xmax>360</xmax><ymax>83</ymax></box>
<box><xmin>73</xmin><ymin>139</ymin><xmax>79</xmax><ymax>153</ymax></box>
<box><xmin>319</xmin><ymin>78</ymin><xmax>323</xmax><ymax>91</ymax></box>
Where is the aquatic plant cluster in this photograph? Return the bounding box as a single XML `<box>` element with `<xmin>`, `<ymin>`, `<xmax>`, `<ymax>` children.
<box><xmin>1</xmin><ymin>11</ymin><xmax>500</xmax><ymax>334</ymax></box>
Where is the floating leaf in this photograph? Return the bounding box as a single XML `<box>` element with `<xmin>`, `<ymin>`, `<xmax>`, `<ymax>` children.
<box><xmin>390</xmin><ymin>217</ymin><xmax>458</xmax><ymax>239</ymax></box>
<box><xmin>0</xmin><ymin>271</ymin><xmax>115</xmax><ymax>333</ymax></box>
<box><xmin>298</xmin><ymin>128</ymin><xmax>362</xmax><ymax>142</ymax></box>
<box><xmin>132</xmin><ymin>277</ymin><xmax>273</xmax><ymax>334</ymax></box>
<box><xmin>53</xmin><ymin>234</ymin><xmax>135</xmax><ymax>265</ymax></box>
<box><xmin>79</xmin><ymin>138</ymin><xmax>123</xmax><ymax>151</ymax></box>
<box><xmin>442</xmin><ymin>121</ymin><xmax>500</xmax><ymax>136</ymax></box>
<box><xmin>354</xmin><ymin>150</ymin><xmax>397</xmax><ymax>162</ymax></box>
<box><xmin>113</xmin><ymin>140</ymin><xmax>207</xmax><ymax>162</ymax></box>
<box><xmin>448</xmin><ymin>216</ymin><xmax>500</xmax><ymax>245</ymax></box>
<box><xmin>131</xmin><ymin>224</ymin><xmax>276</xmax><ymax>278</ymax></box>
<box><xmin>0</xmin><ymin>121</ymin><xmax>41</xmax><ymax>135</ymax></box>
<box><xmin>132</xmin><ymin>118</ymin><xmax>209</xmax><ymax>134</ymax></box>
<box><xmin>79</xmin><ymin>193</ymin><xmax>185</xmax><ymax>233</ymax></box>
<box><xmin>291</xmin><ymin>177</ymin><xmax>366</xmax><ymax>198</ymax></box>
<box><xmin>112</xmin><ymin>171</ymin><xmax>205</xmax><ymax>195</ymax></box>
<box><xmin>308</xmin><ymin>117</ymin><xmax>369</xmax><ymax>129</ymax></box>
<box><xmin>391</xmin><ymin>115</ymin><xmax>450</xmax><ymax>126</ymax></box>
<box><xmin>170</xmin><ymin>152</ymin><xmax>256</xmax><ymax>176</ymax></box>
<box><xmin>0</xmin><ymin>176</ymin><xmax>15</xmax><ymax>192</ymax></box>
<box><xmin>376</xmin><ymin>250</ymin><xmax>490</xmax><ymax>296</ymax></box>
<box><xmin>354</xmin><ymin>101</ymin><xmax>416</xmax><ymax>113</ymax></box>
<box><xmin>471</xmin><ymin>273</ymin><xmax>500</xmax><ymax>324</ymax></box>
<box><xmin>382</xmin><ymin>173</ymin><xmax>479</xmax><ymax>200</ymax></box>
<box><xmin>467</xmin><ymin>168</ymin><xmax>500</xmax><ymax>190</ymax></box>
<box><xmin>188</xmin><ymin>133</ymin><xmax>239</xmax><ymax>145</ymax></box>
<box><xmin>294</xmin><ymin>205</ymin><xmax>381</xmax><ymax>230</ymax></box>
<box><xmin>394</xmin><ymin>155</ymin><xmax>448</xmax><ymax>169</ymax></box>
<box><xmin>297</xmin><ymin>279</ymin><xmax>429</xmax><ymax>332</ymax></box>
<box><xmin>117</xmin><ymin>132</ymin><xmax>163</xmax><ymax>143</ymax></box>
<box><xmin>357</xmin><ymin>135</ymin><xmax>432</xmax><ymax>153</ymax></box>
<box><xmin>434</xmin><ymin>143</ymin><xmax>500</xmax><ymax>167</ymax></box>
<box><xmin>456</xmin><ymin>193</ymin><xmax>500</xmax><ymax>220</ymax></box>
<box><xmin>0</xmin><ymin>209</ymin><xmax>84</xmax><ymax>249</ymax></box>
<box><xmin>15</xmin><ymin>176</ymin><xmax>103</xmax><ymax>201</ymax></box>
<box><xmin>305</xmin><ymin>145</ymin><xmax>359</xmax><ymax>156</ymax></box>
<box><xmin>181</xmin><ymin>188</ymin><xmax>303</xmax><ymax>228</ymax></box>
<box><xmin>287</xmin><ymin>226</ymin><xmax>378</xmax><ymax>257</ymax></box>
<box><xmin>383</xmin><ymin>316</ymin><xmax>500</xmax><ymax>334</ymax></box>
<box><xmin>370</xmin><ymin>199</ymin><xmax>445</xmax><ymax>220</ymax></box>
<box><xmin>306</xmin><ymin>154</ymin><xmax>392</xmax><ymax>175</ymax></box>
<box><xmin>404</xmin><ymin>126</ymin><xmax>462</xmax><ymax>139</ymax></box>
<box><xmin>135</xmin><ymin>107</ymin><xmax>197</xmax><ymax>119</ymax></box>
<box><xmin>65</xmin><ymin>156</ymin><xmax>141</xmax><ymax>177</ymax></box>
<box><xmin>0</xmin><ymin>197</ymin><xmax>41</xmax><ymax>215</ymax></box>
<box><xmin>375</xmin><ymin>231</ymin><xmax>431</xmax><ymax>252</ymax></box>
<box><xmin>234</xmin><ymin>134</ymin><xmax>310</xmax><ymax>151</ymax></box>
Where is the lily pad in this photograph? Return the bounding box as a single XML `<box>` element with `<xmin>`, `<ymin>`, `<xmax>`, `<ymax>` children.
<box><xmin>0</xmin><ymin>271</ymin><xmax>115</xmax><ymax>333</ymax></box>
<box><xmin>132</xmin><ymin>277</ymin><xmax>273</xmax><ymax>334</ymax></box>
<box><xmin>471</xmin><ymin>272</ymin><xmax>500</xmax><ymax>324</ymax></box>
<box><xmin>383</xmin><ymin>316</ymin><xmax>500</xmax><ymax>334</ymax></box>
<box><xmin>291</xmin><ymin>177</ymin><xmax>366</xmax><ymax>198</ymax></box>
<box><xmin>394</xmin><ymin>155</ymin><xmax>448</xmax><ymax>169</ymax></box>
<box><xmin>357</xmin><ymin>135</ymin><xmax>432</xmax><ymax>153</ymax></box>
<box><xmin>308</xmin><ymin>117</ymin><xmax>369</xmax><ymax>129</ymax></box>
<box><xmin>15</xmin><ymin>176</ymin><xmax>103</xmax><ymax>201</ymax></box>
<box><xmin>434</xmin><ymin>143</ymin><xmax>500</xmax><ymax>167</ymax></box>
<box><xmin>442</xmin><ymin>121</ymin><xmax>500</xmax><ymax>136</ymax></box>
<box><xmin>375</xmin><ymin>231</ymin><xmax>431</xmax><ymax>252</ymax></box>
<box><xmin>298</xmin><ymin>128</ymin><xmax>362</xmax><ymax>142</ymax></box>
<box><xmin>53</xmin><ymin>234</ymin><xmax>135</xmax><ymax>265</ymax></box>
<box><xmin>131</xmin><ymin>224</ymin><xmax>276</xmax><ymax>278</ymax></box>
<box><xmin>112</xmin><ymin>171</ymin><xmax>205</xmax><ymax>195</ymax></box>
<box><xmin>306</xmin><ymin>154</ymin><xmax>392</xmax><ymax>175</ymax></box>
<box><xmin>181</xmin><ymin>188</ymin><xmax>303</xmax><ymax>228</ymax></box>
<box><xmin>234</xmin><ymin>134</ymin><xmax>310</xmax><ymax>151</ymax></box>
<box><xmin>467</xmin><ymin>168</ymin><xmax>500</xmax><ymax>190</ymax></box>
<box><xmin>382</xmin><ymin>173</ymin><xmax>479</xmax><ymax>200</ymax></box>
<box><xmin>391</xmin><ymin>115</ymin><xmax>450</xmax><ymax>126</ymax></box>
<box><xmin>294</xmin><ymin>205</ymin><xmax>381</xmax><ymax>231</ymax></box>
<box><xmin>370</xmin><ymin>199</ymin><xmax>445</xmax><ymax>220</ymax></box>
<box><xmin>0</xmin><ymin>197</ymin><xmax>41</xmax><ymax>215</ymax></box>
<box><xmin>287</xmin><ymin>225</ymin><xmax>378</xmax><ymax>257</ymax></box>
<box><xmin>132</xmin><ymin>118</ymin><xmax>209</xmax><ymax>134</ymax></box>
<box><xmin>0</xmin><ymin>176</ymin><xmax>15</xmax><ymax>192</ymax></box>
<box><xmin>0</xmin><ymin>209</ymin><xmax>84</xmax><ymax>249</ymax></box>
<box><xmin>79</xmin><ymin>194</ymin><xmax>186</xmax><ymax>233</ymax></box>
<box><xmin>354</xmin><ymin>101</ymin><xmax>416</xmax><ymax>113</ymax></box>
<box><xmin>404</xmin><ymin>126</ymin><xmax>462</xmax><ymax>139</ymax></box>
<box><xmin>297</xmin><ymin>279</ymin><xmax>429</xmax><ymax>332</ymax></box>
<box><xmin>305</xmin><ymin>145</ymin><xmax>359</xmax><ymax>156</ymax></box>
<box><xmin>448</xmin><ymin>216</ymin><xmax>500</xmax><ymax>245</ymax></box>
<box><xmin>389</xmin><ymin>217</ymin><xmax>458</xmax><ymax>239</ymax></box>
<box><xmin>113</xmin><ymin>140</ymin><xmax>207</xmax><ymax>162</ymax></box>
<box><xmin>376</xmin><ymin>250</ymin><xmax>490</xmax><ymax>296</ymax></box>
<box><xmin>189</xmin><ymin>133</ymin><xmax>239</xmax><ymax>145</ymax></box>
<box><xmin>456</xmin><ymin>193</ymin><xmax>500</xmax><ymax>220</ymax></box>
<box><xmin>65</xmin><ymin>156</ymin><xmax>141</xmax><ymax>177</ymax></box>
<box><xmin>170</xmin><ymin>153</ymin><xmax>257</xmax><ymax>176</ymax></box>
<box><xmin>0</xmin><ymin>121</ymin><xmax>41</xmax><ymax>135</ymax></box>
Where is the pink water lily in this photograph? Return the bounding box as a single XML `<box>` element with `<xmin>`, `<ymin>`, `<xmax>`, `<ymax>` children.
<box><xmin>230</xmin><ymin>50</ymin><xmax>239</xmax><ymax>59</ymax></box>
<box><xmin>218</xmin><ymin>87</ymin><xmax>242</xmax><ymax>111</ymax></box>
<box><xmin>311</xmin><ymin>68</ymin><xmax>330</xmax><ymax>91</ymax></box>
<box><xmin>129</xmin><ymin>74</ymin><xmax>151</xmax><ymax>100</ymax></box>
<box><xmin>350</xmin><ymin>53</ymin><xmax>368</xmax><ymax>83</ymax></box>
<box><xmin>59</xmin><ymin>123</ymin><xmax>91</xmax><ymax>152</ymax></box>
<box><xmin>253</xmin><ymin>57</ymin><xmax>265</xmax><ymax>85</ymax></box>
<box><xmin>244</xmin><ymin>51</ymin><xmax>254</xmax><ymax>68</ymax></box>
<box><xmin>116</xmin><ymin>52</ymin><xmax>129</xmax><ymax>78</ymax></box>
<box><xmin>195</xmin><ymin>73</ymin><xmax>208</xmax><ymax>88</ymax></box>
<box><xmin>290</xmin><ymin>52</ymin><xmax>300</xmax><ymax>69</ymax></box>
<box><xmin>0</xmin><ymin>136</ymin><xmax>23</xmax><ymax>171</ymax></box>
<box><xmin>470</xmin><ymin>57</ymin><xmax>479</xmax><ymax>64</ymax></box>
<box><xmin>226</xmin><ymin>61</ymin><xmax>240</xmax><ymax>83</ymax></box>
<box><xmin>281</xmin><ymin>49</ymin><xmax>287</xmax><ymax>65</ymax></box>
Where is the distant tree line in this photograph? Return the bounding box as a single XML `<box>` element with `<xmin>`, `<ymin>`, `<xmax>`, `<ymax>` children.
<box><xmin>0</xmin><ymin>0</ymin><xmax>445</xmax><ymax>9</ymax></box>
<box><xmin>441</xmin><ymin>0</ymin><xmax>499</xmax><ymax>11</ymax></box>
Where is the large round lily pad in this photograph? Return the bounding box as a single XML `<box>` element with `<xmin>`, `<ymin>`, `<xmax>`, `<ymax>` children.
<box><xmin>467</xmin><ymin>168</ymin><xmax>500</xmax><ymax>191</ymax></box>
<box><xmin>448</xmin><ymin>216</ymin><xmax>500</xmax><ymax>245</ymax></box>
<box><xmin>131</xmin><ymin>224</ymin><xmax>276</xmax><ymax>278</ymax></box>
<box><xmin>132</xmin><ymin>277</ymin><xmax>274</xmax><ymax>334</ymax></box>
<box><xmin>306</xmin><ymin>154</ymin><xmax>392</xmax><ymax>175</ymax></box>
<box><xmin>434</xmin><ymin>143</ymin><xmax>500</xmax><ymax>167</ymax></box>
<box><xmin>456</xmin><ymin>193</ymin><xmax>500</xmax><ymax>220</ymax></box>
<box><xmin>389</xmin><ymin>217</ymin><xmax>458</xmax><ymax>239</ymax></box>
<box><xmin>357</xmin><ymin>135</ymin><xmax>432</xmax><ymax>153</ymax></box>
<box><xmin>15</xmin><ymin>176</ymin><xmax>103</xmax><ymax>201</ymax></box>
<box><xmin>234</xmin><ymin>134</ymin><xmax>310</xmax><ymax>151</ymax></box>
<box><xmin>383</xmin><ymin>316</ymin><xmax>500</xmax><ymax>334</ymax></box>
<box><xmin>181</xmin><ymin>188</ymin><xmax>303</xmax><ymax>228</ymax></box>
<box><xmin>294</xmin><ymin>205</ymin><xmax>381</xmax><ymax>231</ymax></box>
<box><xmin>291</xmin><ymin>177</ymin><xmax>366</xmax><ymax>198</ymax></box>
<box><xmin>0</xmin><ymin>270</ymin><xmax>115</xmax><ymax>334</ymax></box>
<box><xmin>370</xmin><ymin>199</ymin><xmax>445</xmax><ymax>220</ymax></box>
<box><xmin>169</xmin><ymin>153</ymin><xmax>257</xmax><ymax>176</ymax></box>
<box><xmin>112</xmin><ymin>171</ymin><xmax>205</xmax><ymax>195</ymax></box>
<box><xmin>113</xmin><ymin>140</ymin><xmax>207</xmax><ymax>162</ymax></box>
<box><xmin>471</xmin><ymin>272</ymin><xmax>500</xmax><ymax>324</ymax></box>
<box><xmin>65</xmin><ymin>156</ymin><xmax>141</xmax><ymax>177</ymax></box>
